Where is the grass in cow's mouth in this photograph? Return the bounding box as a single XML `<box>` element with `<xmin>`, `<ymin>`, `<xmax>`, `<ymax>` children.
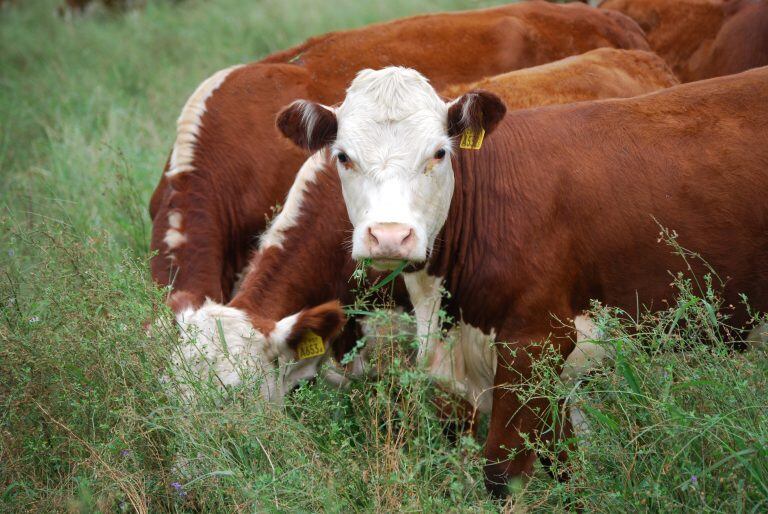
<box><xmin>370</xmin><ymin>258</ymin><xmax>408</xmax><ymax>271</ymax></box>
<box><xmin>1</xmin><ymin>0</ymin><xmax>767</xmax><ymax>512</ymax></box>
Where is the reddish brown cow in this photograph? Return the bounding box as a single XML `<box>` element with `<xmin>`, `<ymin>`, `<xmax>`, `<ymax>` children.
<box><xmin>277</xmin><ymin>65</ymin><xmax>768</xmax><ymax>496</ymax></box>
<box><xmin>444</xmin><ymin>47</ymin><xmax>677</xmax><ymax>107</ymax></box>
<box><xmin>150</xmin><ymin>1</ymin><xmax>650</xmax><ymax>313</ymax></box>
<box><xmin>600</xmin><ymin>0</ymin><xmax>768</xmax><ymax>81</ymax></box>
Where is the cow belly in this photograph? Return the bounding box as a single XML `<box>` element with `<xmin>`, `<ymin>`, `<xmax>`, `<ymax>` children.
<box><xmin>427</xmin><ymin>315</ymin><xmax>610</xmax><ymax>415</ymax></box>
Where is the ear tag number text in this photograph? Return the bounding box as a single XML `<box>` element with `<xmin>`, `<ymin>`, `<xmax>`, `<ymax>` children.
<box><xmin>460</xmin><ymin>127</ymin><xmax>485</xmax><ymax>150</ymax></box>
<box><xmin>297</xmin><ymin>330</ymin><xmax>326</xmax><ymax>360</ymax></box>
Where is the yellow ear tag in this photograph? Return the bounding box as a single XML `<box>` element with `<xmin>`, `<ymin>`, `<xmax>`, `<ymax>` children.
<box><xmin>459</xmin><ymin>127</ymin><xmax>485</xmax><ymax>150</ymax></box>
<box><xmin>296</xmin><ymin>330</ymin><xmax>326</xmax><ymax>360</ymax></box>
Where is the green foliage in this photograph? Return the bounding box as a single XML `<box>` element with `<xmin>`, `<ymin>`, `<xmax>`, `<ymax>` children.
<box><xmin>1</xmin><ymin>0</ymin><xmax>767</xmax><ymax>511</ymax></box>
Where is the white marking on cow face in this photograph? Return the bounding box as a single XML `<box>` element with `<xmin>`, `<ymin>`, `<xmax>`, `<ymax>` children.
<box><xmin>166</xmin><ymin>64</ymin><xmax>243</xmax><ymax>178</ymax></box>
<box><xmin>173</xmin><ymin>301</ymin><xmax>339</xmax><ymax>405</ymax></box>
<box><xmin>174</xmin><ymin>301</ymin><xmax>280</xmax><ymax>402</ymax></box>
<box><xmin>332</xmin><ymin>67</ymin><xmax>455</xmax><ymax>265</ymax></box>
<box><xmin>259</xmin><ymin>151</ymin><xmax>326</xmax><ymax>250</ymax></box>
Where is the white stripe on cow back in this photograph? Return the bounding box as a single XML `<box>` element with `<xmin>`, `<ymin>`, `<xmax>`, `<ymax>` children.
<box><xmin>259</xmin><ymin>151</ymin><xmax>326</xmax><ymax>249</ymax></box>
<box><xmin>164</xmin><ymin>210</ymin><xmax>187</xmax><ymax>249</ymax></box>
<box><xmin>166</xmin><ymin>64</ymin><xmax>244</xmax><ymax>178</ymax></box>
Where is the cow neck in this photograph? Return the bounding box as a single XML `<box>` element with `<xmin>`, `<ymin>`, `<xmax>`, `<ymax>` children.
<box><xmin>427</xmin><ymin>123</ymin><xmax>547</xmax><ymax>330</ymax></box>
<box><xmin>229</xmin><ymin>163</ymin><xmax>357</xmax><ymax>328</ymax></box>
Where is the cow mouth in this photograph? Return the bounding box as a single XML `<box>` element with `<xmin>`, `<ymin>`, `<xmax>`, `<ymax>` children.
<box><xmin>371</xmin><ymin>258</ymin><xmax>408</xmax><ymax>271</ymax></box>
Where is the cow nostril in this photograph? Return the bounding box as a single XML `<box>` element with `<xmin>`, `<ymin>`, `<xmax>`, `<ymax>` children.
<box><xmin>401</xmin><ymin>228</ymin><xmax>414</xmax><ymax>245</ymax></box>
<box><xmin>367</xmin><ymin>227</ymin><xmax>379</xmax><ymax>246</ymax></box>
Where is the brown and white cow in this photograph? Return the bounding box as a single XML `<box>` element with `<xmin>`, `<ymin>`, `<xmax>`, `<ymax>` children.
<box><xmin>277</xmin><ymin>66</ymin><xmax>768</xmax><ymax>495</ymax></box>
<box><xmin>174</xmin><ymin>48</ymin><xmax>677</xmax><ymax>406</ymax></box>
<box><xmin>444</xmin><ymin>47</ymin><xmax>678</xmax><ymax>108</ymax></box>
<box><xmin>600</xmin><ymin>0</ymin><xmax>768</xmax><ymax>82</ymax></box>
<box><xmin>150</xmin><ymin>0</ymin><xmax>650</xmax><ymax>313</ymax></box>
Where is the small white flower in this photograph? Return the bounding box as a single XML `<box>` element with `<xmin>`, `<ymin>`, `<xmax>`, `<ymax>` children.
<box><xmin>29</xmin><ymin>316</ymin><xmax>40</xmax><ymax>324</ymax></box>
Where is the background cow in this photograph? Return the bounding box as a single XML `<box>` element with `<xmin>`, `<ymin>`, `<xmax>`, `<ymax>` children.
<box><xmin>149</xmin><ymin>1</ymin><xmax>650</xmax><ymax>314</ymax></box>
<box><xmin>277</xmin><ymin>65</ymin><xmax>768</xmax><ymax>496</ymax></box>
<box><xmin>443</xmin><ymin>47</ymin><xmax>678</xmax><ymax>108</ymax></box>
<box><xmin>600</xmin><ymin>0</ymin><xmax>768</xmax><ymax>81</ymax></box>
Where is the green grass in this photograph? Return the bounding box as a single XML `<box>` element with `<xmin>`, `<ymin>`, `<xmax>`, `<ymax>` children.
<box><xmin>1</xmin><ymin>0</ymin><xmax>767</xmax><ymax>511</ymax></box>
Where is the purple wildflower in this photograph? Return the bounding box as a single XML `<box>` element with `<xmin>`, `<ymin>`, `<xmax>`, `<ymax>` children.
<box><xmin>691</xmin><ymin>475</ymin><xmax>698</xmax><ymax>485</ymax></box>
<box><xmin>171</xmin><ymin>481</ymin><xmax>187</xmax><ymax>498</ymax></box>
<box><xmin>120</xmin><ymin>449</ymin><xmax>130</xmax><ymax>457</ymax></box>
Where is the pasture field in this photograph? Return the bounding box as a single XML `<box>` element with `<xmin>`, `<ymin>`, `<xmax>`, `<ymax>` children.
<box><xmin>1</xmin><ymin>0</ymin><xmax>767</xmax><ymax>511</ymax></box>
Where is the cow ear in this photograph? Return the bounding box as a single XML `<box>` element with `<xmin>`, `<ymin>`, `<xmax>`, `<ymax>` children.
<box><xmin>270</xmin><ymin>300</ymin><xmax>347</xmax><ymax>359</ymax></box>
<box><xmin>447</xmin><ymin>90</ymin><xmax>506</xmax><ymax>139</ymax></box>
<box><xmin>276</xmin><ymin>100</ymin><xmax>338</xmax><ymax>151</ymax></box>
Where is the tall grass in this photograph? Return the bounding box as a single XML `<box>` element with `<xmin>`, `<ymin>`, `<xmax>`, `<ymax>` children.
<box><xmin>1</xmin><ymin>0</ymin><xmax>767</xmax><ymax>511</ymax></box>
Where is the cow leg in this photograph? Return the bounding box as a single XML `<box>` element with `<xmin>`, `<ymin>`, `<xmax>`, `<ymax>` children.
<box><xmin>149</xmin><ymin>201</ymin><xmax>229</xmax><ymax>312</ymax></box>
<box><xmin>483</xmin><ymin>328</ymin><xmax>574</xmax><ymax>498</ymax></box>
<box><xmin>432</xmin><ymin>389</ymin><xmax>478</xmax><ymax>442</ymax></box>
<box><xmin>539</xmin><ymin>316</ymin><xmax>608</xmax><ymax>480</ymax></box>
<box><xmin>536</xmin><ymin>398</ymin><xmax>575</xmax><ymax>482</ymax></box>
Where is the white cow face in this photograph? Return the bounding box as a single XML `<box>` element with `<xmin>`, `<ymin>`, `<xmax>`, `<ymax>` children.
<box><xmin>277</xmin><ymin>67</ymin><xmax>506</xmax><ymax>268</ymax></box>
<box><xmin>174</xmin><ymin>300</ymin><xmax>346</xmax><ymax>404</ymax></box>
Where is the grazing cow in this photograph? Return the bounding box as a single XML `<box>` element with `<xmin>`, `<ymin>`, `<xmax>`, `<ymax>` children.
<box><xmin>149</xmin><ymin>0</ymin><xmax>650</xmax><ymax>314</ymax></box>
<box><xmin>276</xmin><ymin>66</ymin><xmax>768</xmax><ymax>495</ymax></box>
<box><xmin>600</xmin><ymin>0</ymin><xmax>768</xmax><ymax>82</ymax></box>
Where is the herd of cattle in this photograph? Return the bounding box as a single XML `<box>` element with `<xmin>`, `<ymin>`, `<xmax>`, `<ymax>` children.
<box><xmin>149</xmin><ymin>0</ymin><xmax>768</xmax><ymax>496</ymax></box>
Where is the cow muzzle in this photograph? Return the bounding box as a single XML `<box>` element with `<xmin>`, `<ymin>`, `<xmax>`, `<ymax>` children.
<box><xmin>364</xmin><ymin>222</ymin><xmax>418</xmax><ymax>262</ymax></box>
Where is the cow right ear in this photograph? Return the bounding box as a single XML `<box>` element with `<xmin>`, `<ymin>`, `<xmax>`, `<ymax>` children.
<box><xmin>446</xmin><ymin>89</ymin><xmax>506</xmax><ymax>139</ymax></box>
<box><xmin>270</xmin><ymin>300</ymin><xmax>347</xmax><ymax>360</ymax></box>
<box><xmin>276</xmin><ymin>100</ymin><xmax>338</xmax><ymax>151</ymax></box>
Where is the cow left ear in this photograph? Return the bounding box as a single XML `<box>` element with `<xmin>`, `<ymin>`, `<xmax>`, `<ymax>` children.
<box><xmin>446</xmin><ymin>89</ymin><xmax>507</xmax><ymax>139</ymax></box>
<box><xmin>270</xmin><ymin>300</ymin><xmax>347</xmax><ymax>360</ymax></box>
<box><xmin>276</xmin><ymin>100</ymin><xmax>338</xmax><ymax>151</ymax></box>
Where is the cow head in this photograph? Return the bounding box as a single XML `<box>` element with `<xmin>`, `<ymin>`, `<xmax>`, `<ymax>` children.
<box><xmin>277</xmin><ymin>67</ymin><xmax>505</xmax><ymax>268</ymax></box>
<box><xmin>174</xmin><ymin>300</ymin><xmax>346</xmax><ymax>404</ymax></box>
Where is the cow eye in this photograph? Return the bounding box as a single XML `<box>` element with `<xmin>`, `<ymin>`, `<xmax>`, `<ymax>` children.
<box><xmin>434</xmin><ymin>148</ymin><xmax>446</xmax><ymax>160</ymax></box>
<box><xmin>337</xmin><ymin>152</ymin><xmax>349</xmax><ymax>164</ymax></box>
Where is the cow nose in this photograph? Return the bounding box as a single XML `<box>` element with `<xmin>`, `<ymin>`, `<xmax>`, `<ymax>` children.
<box><xmin>366</xmin><ymin>222</ymin><xmax>416</xmax><ymax>258</ymax></box>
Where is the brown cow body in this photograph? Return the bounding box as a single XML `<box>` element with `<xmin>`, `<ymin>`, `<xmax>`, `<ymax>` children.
<box><xmin>150</xmin><ymin>1</ymin><xmax>650</xmax><ymax>313</ymax></box>
<box><xmin>444</xmin><ymin>47</ymin><xmax>678</xmax><ymax>107</ymax></box>
<box><xmin>601</xmin><ymin>0</ymin><xmax>768</xmax><ymax>81</ymax></box>
<box><xmin>412</xmin><ymin>67</ymin><xmax>768</xmax><ymax>494</ymax></box>
<box><xmin>279</xmin><ymin>65</ymin><xmax>768</xmax><ymax>495</ymax></box>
